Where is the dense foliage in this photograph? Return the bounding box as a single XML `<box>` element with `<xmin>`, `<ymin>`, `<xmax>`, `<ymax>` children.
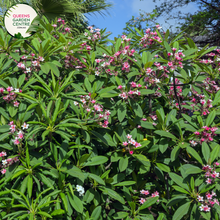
<box><xmin>1</xmin><ymin>16</ymin><xmax>220</xmax><ymax>220</ymax></box>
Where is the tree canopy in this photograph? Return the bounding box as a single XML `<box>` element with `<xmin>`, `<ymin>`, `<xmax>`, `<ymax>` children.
<box><xmin>149</xmin><ymin>0</ymin><xmax>220</xmax><ymax>46</ymax></box>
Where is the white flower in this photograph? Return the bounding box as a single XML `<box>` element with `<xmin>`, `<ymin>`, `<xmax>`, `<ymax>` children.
<box><xmin>21</xmin><ymin>122</ymin><xmax>29</xmax><ymax>130</ymax></box>
<box><xmin>155</xmin><ymin>78</ymin><xmax>160</xmax><ymax>83</ymax></box>
<box><xmin>2</xmin><ymin>160</ymin><xmax>7</xmax><ymax>165</ymax></box>
<box><xmin>14</xmin><ymin>88</ymin><xmax>19</xmax><ymax>92</ymax></box>
<box><xmin>26</xmin><ymin>67</ymin><xmax>31</xmax><ymax>73</ymax></box>
<box><xmin>76</xmin><ymin>185</ymin><xmax>85</xmax><ymax>196</ymax></box>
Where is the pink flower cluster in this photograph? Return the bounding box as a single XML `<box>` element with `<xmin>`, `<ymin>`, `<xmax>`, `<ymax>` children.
<box><xmin>122</xmin><ymin>134</ymin><xmax>142</xmax><ymax>154</ymax></box>
<box><xmin>9</xmin><ymin>121</ymin><xmax>29</xmax><ymax>145</ymax></box>
<box><xmin>190</xmin><ymin>93</ymin><xmax>213</xmax><ymax>116</ymax></box>
<box><xmin>0</xmin><ymin>86</ymin><xmax>22</xmax><ymax>107</ymax></box>
<box><xmin>166</xmin><ymin>50</ymin><xmax>185</xmax><ymax>70</ymax></box>
<box><xmin>74</xmin><ymin>94</ymin><xmax>111</xmax><ymax>128</ymax></box>
<box><xmin>85</xmin><ymin>26</ymin><xmax>101</xmax><ymax>41</ymax></box>
<box><xmin>201</xmin><ymin>77</ymin><xmax>220</xmax><ymax>93</ymax></box>
<box><xmin>53</xmin><ymin>18</ymin><xmax>71</xmax><ymax>34</ymax></box>
<box><xmin>193</xmin><ymin>126</ymin><xmax>218</xmax><ymax>144</ymax></box>
<box><xmin>139</xmin><ymin>189</ymin><xmax>159</xmax><ymax>204</ymax></box>
<box><xmin>198</xmin><ymin>190</ymin><xmax>219</xmax><ymax>212</ymax></box>
<box><xmin>118</xmin><ymin>84</ymin><xmax>141</xmax><ymax>100</ymax></box>
<box><xmin>139</xmin><ymin>27</ymin><xmax>162</xmax><ymax>47</ymax></box>
<box><xmin>202</xmin><ymin>163</ymin><xmax>220</xmax><ymax>185</ymax></box>
<box><xmin>0</xmin><ymin>151</ymin><xmax>19</xmax><ymax>174</ymax></box>
<box><xmin>169</xmin><ymin>78</ymin><xmax>183</xmax><ymax>99</ymax></box>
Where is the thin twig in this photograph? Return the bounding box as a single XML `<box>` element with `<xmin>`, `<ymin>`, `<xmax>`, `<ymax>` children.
<box><xmin>173</xmin><ymin>72</ymin><xmax>182</xmax><ymax>119</ymax></box>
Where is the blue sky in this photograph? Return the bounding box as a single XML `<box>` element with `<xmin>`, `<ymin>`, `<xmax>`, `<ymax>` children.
<box><xmin>86</xmin><ymin>0</ymin><xmax>199</xmax><ymax>40</ymax></box>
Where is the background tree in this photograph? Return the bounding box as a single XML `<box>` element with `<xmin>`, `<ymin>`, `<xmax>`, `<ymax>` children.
<box><xmin>148</xmin><ymin>0</ymin><xmax>220</xmax><ymax>46</ymax></box>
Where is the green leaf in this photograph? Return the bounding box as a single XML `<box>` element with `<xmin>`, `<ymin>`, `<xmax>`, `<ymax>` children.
<box><xmin>115</xmin><ymin>38</ymin><xmax>121</xmax><ymax>52</ymax></box>
<box><xmin>84</xmin><ymin>156</ymin><xmax>108</xmax><ymax>166</ymax></box>
<box><xmin>167</xmin><ymin>196</ymin><xmax>187</xmax><ymax>206</ymax></box>
<box><xmin>139</xmin><ymin>197</ymin><xmax>158</xmax><ymax>211</ymax></box>
<box><xmin>182</xmin><ymin>164</ymin><xmax>202</xmax><ymax>175</ymax></box>
<box><xmin>60</xmin><ymin>193</ymin><xmax>68</xmax><ymax>213</ymax></box>
<box><xmin>186</xmin><ymin>146</ymin><xmax>203</xmax><ymax>164</ymax></box>
<box><xmin>89</xmin><ymin>173</ymin><xmax>105</xmax><ymax>185</ymax></box>
<box><xmin>113</xmin><ymin>212</ymin><xmax>129</xmax><ymax>219</ymax></box>
<box><xmin>91</xmin><ymin>206</ymin><xmax>102</xmax><ymax>220</ymax></box>
<box><xmin>169</xmin><ymin>173</ymin><xmax>189</xmax><ymax>190</ymax></box>
<box><xmin>139</xmin><ymin>89</ymin><xmax>155</xmax><ymax>95</ymax></box>
<box><xmin>0</xmin><ymin>132</ymin><xmax>10</xmax><ymax>141</ymax></box>
<box><xmin>117</xmin><ymin>104</ymin><xmax>127</xmax><ymax>122</ymax></box>
<box><xmin>27</xmin><ymin>175</ymin><xmax>33</xmax><ymax>198</ymax></box>
<box><xmin>133</xmin><ymin>154</ymin><xmax>150</xmax><ymax>167</ymax></box>
<box><xmin>119</xmin><ymin>157</ymin><xmax>128</xmax><ymax>172</ymax></box>
<box><xmin>171</xmin><ymin>145</ymin><xmax>180</xmax><ymax>162</ymax></box>
<box><xmin>91</xmin><ymin>131</ymin><xmax>108</xmax><ymax>146</ymax></box>
<box><xmin>114</xmin><ymin>181</ymin><xmax>136</xmax><ymax>187</ymax></box>
<box><xmin>210</xmin><ymin>144</ymin><xmax>220</xmax><ymax>163</ymax></box>
<box><xmin>65</xmin><ymin>166</ymin><xmax>85</xmax><ymax>182</ymax></box>
<box><xmin>164</xmin><ymin>41</ymin><xmax>172</xmax><ymax>52</ymax></box>
<box><xmin>130</xmin><ymin>100</ymin><xmax>143</xmax><ymax>117</ymax></box>
<box><xmin>202</xmin><ymin>142</ymin><xmax>210</xmax><ymax>163</ymax></box>
<box><xmin>68</xmin><ymin>192</ymin><xmax>83</xmax><ymax>213</ymax></box>
<box><xmin>38</xmin><ymin>212</ymin><xmax>52</xmax><ymax>218</ymax></box>
<box><xmin>206</xmin><ymin>110</ymin><xmax>216</xmax><ymax>126</ymax></box>
<box><xmin>99</xmin><ymin>187</ymin><xmax>125</xmax><ymax>204</ymax></box>
<box><xmin>51</xmin><ymin>209</ymin><xmax>65</xmax><ymax>216</ymax></box>
<box><xmin>156</xmin><ymin>163</ymin><xmax>170</xmax><ymax>172</ymax></box>
<box><xmin>154</xmin><ymin>130</ymin><xmax>178</xmax><ymax>140</ymax></box>
<box><xmin>84</xmin><ymin>78</ymin><xmax>91</xmax><ymax>92</ymax></box>
<box><xmin>172</xmin><ymin>202</ymin><xmax>191</xmax><ymax>220</ymax></box>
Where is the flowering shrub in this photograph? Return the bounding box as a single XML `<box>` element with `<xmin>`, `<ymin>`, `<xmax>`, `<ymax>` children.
<box><xmin>1</xmin><ymin>16</ymin><xmax>220</xmax><ymax>219</ymax></box>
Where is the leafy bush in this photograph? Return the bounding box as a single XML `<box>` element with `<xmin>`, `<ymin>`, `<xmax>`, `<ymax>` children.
<box><xmin>0</xmin><ymin>17</ymin><xmax>220</xmax><ymax>220</ymax></box>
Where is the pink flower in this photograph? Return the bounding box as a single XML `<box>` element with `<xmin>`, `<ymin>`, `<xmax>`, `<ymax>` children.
<box><xmin>203</xmin><ymin>205</ymin><xmax>210</xmax><ymax>212</ymax></box>
<box><xmin>10</xmin><ymin>125</ymin><xmax>16</xmax><ymax>132</ymax></box>
<box><xmin>214</xmin><ymin>162</ymin><xmax>220</xmax><ymax>166</ymax></box>
<box><xmin>123</xmin><ymin>142</ymin><xmax>128</xmax><ymax>146</ymax></box>
<box><xmin>1</xmin><ymin>152</ymin><xmax>6</xmax><ymax>157</ymax></box>
<box><xmin>194</xmin><ymin>131</ymin><xmax>200</xmax><ymax>135</ymax></box>
<box><xmin>65</xmin><ymin>27</ymin><xmax>71</xmax><ymax>32</ymax></box>
<box><xmin>197</xmin><ymin>195</ymin><xmax>203</xmax><ymax>201</ymax></box>
<box><xmin>151</xmin><ymin>191</ymin><xmax>159</xmax><ymax>197</ymax></box>
<box><xmin>129</xmin><ymin>151</ymin><xmax>133</xmax><ymax>155</ymax></box>
<box><xmin>14</xmin><ymin>101</ymin><xmax>19</xmax><ymax>107</ymax></box>
<box><xmin>17</xmin><ymin>131</ymin><xmax>24</xmax><ymax>139</ymax></box>
<box><xmin>206</xmin><ymin>178</ymin><xmax>212</xmax><ymax>184</ymax></box>
<box><xmin>139</xmin><ymin>198</ymin><xmax>146</xmax><ymax>204</ymax></box>
<box><xmin>21</xmin><ymin>122</ymin><xmax>29</xmax><ymax>130</ymax></box>
<box><xmin>7</xmin><ymin>87</ymin><xmax>13</xmax><ymax>92</ymax></box>
<box><xmin>117</xmin><ymin>85</ymin><xmax>123</xmax><ymax>89</ymax></box>
<box><xmin>206</xmin><ymin>193</ymin><xmax>213</xmax><ymax>200</ymax></box>
<box><xmin>1</xmin><ymin>169</ymin><xmax>6</xmax><ymax>174</ymax></box>
<box><xmin>140</xmin><ymin>190</ymin><xmax>149</xmax><ymax>195</ymax></box>
<box><xmin>52</xmin><ymin>24</ymin><xmax>57</xmax><ymax>28</ymax></box>
<box><xmin>13</xmin><ymin>137</ymin><xmax>20</xmax><ymax>145</ymax></box>
<box><xmin>17</xmin><ymin>63</ymin><xmax>25</xmax><ymax>69</ymax></box>
<box><xmin>57</xmin><ymin>18</ymin><xmax>62</xmax><ymax>22</ymax></box>
<box><xmin>135</xmin><ymin>142</ymin><xmax>141</xmax><ymax>148</ymax></box>
<box><xmin>0</xmin><ymin>88</ymin><xmax>5</xmax><ymax>93</ymax></box>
